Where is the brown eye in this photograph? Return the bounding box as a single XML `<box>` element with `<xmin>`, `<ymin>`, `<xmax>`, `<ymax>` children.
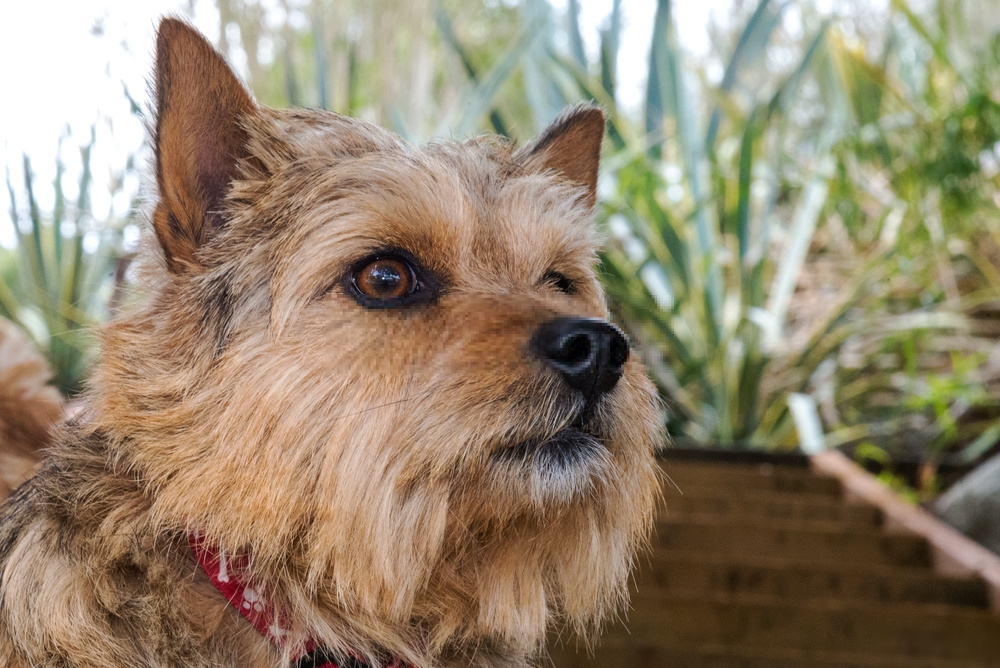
<box><xmin>353</xmin><ymin>257</ymin><xmax>416</xmax><ymax>300</ymax></box>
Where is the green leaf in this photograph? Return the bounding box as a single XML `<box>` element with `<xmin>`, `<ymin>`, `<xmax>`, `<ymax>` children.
<box><xmin>599</xmin><ymin>0</ymin><xmax>622</xmax><ymax>101</ymax></box>
<box><xmin>435</xmin><ymin>8</ymin><xmax>509</xmax><ymax>136</ymax></box>
<box><xmin>958</xmin><ymin>419</ymin><xmax>1000</xmax><ymax>464</ymax></box>
<box><xmin>765</xmin><ymin>152</ymin><xmax>833</xmax><ymax>347</ymax></box>
<box><xmin>566</xmin><ymin>0</ymin><xmax>587</xmax><ymax>69</ymax></box>
<box><xmin>705</xmin><ymin>0</ymin><xmax>784</xmax><ymax>150</ymax></box>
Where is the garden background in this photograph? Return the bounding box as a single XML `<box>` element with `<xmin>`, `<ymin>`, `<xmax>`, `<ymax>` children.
<box><xmin>4</xmin><ymin>0</ymin><xmax>1000</xmax><ymax>505</ymax></box>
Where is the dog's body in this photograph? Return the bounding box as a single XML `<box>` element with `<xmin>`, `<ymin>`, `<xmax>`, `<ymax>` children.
<box><xmin>0</xmin><ymin>19</ymin><xmax>660</xmax><ymax>668</ymax></box>
<box><xmin>0</xmin><ymin>320</ymin><xmax>63</xmax><ymax>498</ymax></box>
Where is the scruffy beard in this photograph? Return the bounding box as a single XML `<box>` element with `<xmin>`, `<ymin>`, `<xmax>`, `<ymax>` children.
<box><xmin>491</xmin><ymin>427</ymin><xmax>614</xmax><ymax>508</ymax></box>
<box><xmin>292</xmin><ymin>381</ymin><xmax>660</xmax><ymax>662</ymax></box>
<box><xmin>120</xmin><ymin>342</ymin><xmax>661</xmax><ymax>666</ymax></box>
<box><xmin>185</xmin><ymin>396</ymin><xmax>662</xmax><ymax>666</ymax></box>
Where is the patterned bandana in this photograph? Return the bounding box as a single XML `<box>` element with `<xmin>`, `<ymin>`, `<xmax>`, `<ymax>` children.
<box><xmin>188</xmin><ymin>533</ymin><xmax>408</xmax><ymax>668</ymax></box>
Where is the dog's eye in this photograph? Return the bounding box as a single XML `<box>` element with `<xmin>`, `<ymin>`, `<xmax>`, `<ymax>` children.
<box><xmin>543</xmin><ymin>271</ymin><xmax>575</xmax><ymax>294</ymax></box>
<box><xmin>353</xmin><ymin>257</ymin><xmax>417</xmax><ymax>300</ymax></box>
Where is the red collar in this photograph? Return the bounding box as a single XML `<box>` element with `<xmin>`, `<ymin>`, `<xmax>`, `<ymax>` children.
<box><xmin>189</xmin><ymin>533</ymin><xmax>407</xmax><ymax>668</ymax></box>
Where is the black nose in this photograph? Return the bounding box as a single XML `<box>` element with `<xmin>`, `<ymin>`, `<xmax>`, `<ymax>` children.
<box><xmin>530</xmin><ymin>317</ymin><xmax>630</xmax><ymax>401</ymax></box>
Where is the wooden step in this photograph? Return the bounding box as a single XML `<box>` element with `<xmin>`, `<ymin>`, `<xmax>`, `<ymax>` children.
<box><xmin>660</xmin><ymin>461</ymin><xmax>842</xmax><ymax>496</ymax></box>
<box><xmin>654</xmin><ymin>516</ymin><xmax>931</xmax><ymax>567</ymax></box>
<box><xmin>591</xmin><ymin>594</ymin><xmax>1000</xmax><ymax>662</ymax></box>
<box><xmin>571</xmin><ymin>453</ymin><xmax>1000</xmax><ymax>666</ymax></box>
<box><xmin>637</xmin><ymin>551</ymin><xmax>989</xmax><ymax>607</ymax></box>
<box><xmin>660</xmin><ymin>486</ymin><xmax>881</xmax><ymax>527</ymax></box>
<box><xmin>812</xmin><ymin>449</ymin><xmax>1000</xmax><ymax>612</ymax></box>
<box><xmin>547</xmin><ymin>640</ymin><xmax>999</xmax><ymax>668</ymax></box>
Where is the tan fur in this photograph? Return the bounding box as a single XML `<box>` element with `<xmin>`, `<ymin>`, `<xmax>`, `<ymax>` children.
<box><xmin>0</xmin><ymin>319</ymin><xmax>63</xmax><ymax>498</ymax></box>
<box><xmin>0</xmin><ymin>18</ymin><xmax>661</xmax><ymax>668</ymax></box>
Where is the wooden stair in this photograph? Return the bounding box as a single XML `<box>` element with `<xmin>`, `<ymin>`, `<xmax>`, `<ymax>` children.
<box><xmin>547</xmin><ymin>454</ymin><xmax>1000</xmax><ymax>667</ymax></box>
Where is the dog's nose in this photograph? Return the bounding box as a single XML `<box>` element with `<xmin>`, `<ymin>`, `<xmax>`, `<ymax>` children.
<box><xmin>530</xmin><ymin>317</ymin><xmax>630</xmax><ymax>401</ymax></box>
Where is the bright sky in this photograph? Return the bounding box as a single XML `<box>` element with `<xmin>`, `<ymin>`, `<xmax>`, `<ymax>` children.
<box><xmin>0</xmin><ymin>0</ymin><xmax>724</xmax><ymax>248</ymax></box>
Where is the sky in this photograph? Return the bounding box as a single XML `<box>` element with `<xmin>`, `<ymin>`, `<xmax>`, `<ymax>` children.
<box><xmin>0</xmin><ymin>0</ymin><xmax>725</xmax><ymax>248</ymax></box>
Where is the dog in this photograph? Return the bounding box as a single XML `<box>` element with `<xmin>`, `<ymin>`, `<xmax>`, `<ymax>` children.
<box><xmin>0</xmin><ymin>318</ymin><xmax>63</xmax><ymax>498</ymax></box>
<box><xmin>0</xmin><ymin>18</ymin><xmax>661</xmax><ymax>668</ymax></box>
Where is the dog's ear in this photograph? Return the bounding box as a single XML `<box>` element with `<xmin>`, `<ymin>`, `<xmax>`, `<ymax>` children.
<box><xmin>517</xmin><ymin>105</ymin><xmax>605</xmax><ymax>207</ymax></box>
<box><xmin>152</xmin><ymin>18</ymin><xmax>257</xmax><ymax>273</ymax></box>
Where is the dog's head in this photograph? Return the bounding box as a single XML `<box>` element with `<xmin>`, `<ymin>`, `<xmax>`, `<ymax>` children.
<box><xmin>92</xmin><ymin>17</ymin><xmax>661</xmax><ymax>662</ymax></box>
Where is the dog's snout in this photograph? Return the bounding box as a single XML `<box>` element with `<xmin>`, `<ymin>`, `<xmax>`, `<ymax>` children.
<box><xmin>530</xmin><ymin>317</ymin><xmax>629</xmax><ymax>400</ymax></box>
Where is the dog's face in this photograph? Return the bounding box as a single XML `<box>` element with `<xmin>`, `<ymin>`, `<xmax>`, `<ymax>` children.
<box><xmin>91</xmin><ymin>19</ymin><xmax>660</xmax><ymax>658</ymax></box>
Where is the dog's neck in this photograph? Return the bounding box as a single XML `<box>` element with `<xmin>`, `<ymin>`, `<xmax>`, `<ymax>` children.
<box><xmin>189</xmin><ymin>534</ymin><xmax>408</xmax><ymax>668</ymax></box>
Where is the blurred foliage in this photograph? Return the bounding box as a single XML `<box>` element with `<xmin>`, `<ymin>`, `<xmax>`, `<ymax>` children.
<box><xmin>805</xmin><ymin>0</ymin><xmax>1000</xmax><ymax>475</ymax></box>
<box><xmin>213</xmin><ymin>0</ymin><xmax>541</xmax><ymax>141</ymax></box>
<box><xmin>7</xmin><ymin>0</ymin><xmax>1000</xmax><ymax>481</ymax></box>
<box><xmin>2</xmin><ymin>131</ymin><xmax>135</xmax><ymax>396</ymax></box>
<box><xmin>591</xmin><ymin>0</ymin><xmax>1000</xmax><ymax>472</ymax></box>
<box><xmin>854</xmin><ymin>441</ymin><xmax>921</xmax><ymax>504</ymax></box>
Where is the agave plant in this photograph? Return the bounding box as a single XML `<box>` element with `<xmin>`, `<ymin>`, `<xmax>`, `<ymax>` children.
<box><xmin>593</xmin><ymin>1</ymin><xmax>842</xmax><ymax>447</ymax></box>
<box><xmin>2</xmin><ymin>131</ymin><xmax>134</xmax><ymax>396</ymax></box>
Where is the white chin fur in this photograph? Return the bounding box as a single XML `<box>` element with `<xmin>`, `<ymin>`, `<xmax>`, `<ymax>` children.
<box><xmin>490</xmin><ymin>429</ymin><xmax>615</xmax><ymax>509</ymax></box>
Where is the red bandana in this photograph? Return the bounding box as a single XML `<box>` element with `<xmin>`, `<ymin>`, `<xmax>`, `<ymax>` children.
<box><xmin>189</xmin><ymin>534</ymin><xmax>408</xmax><ymax>668</ymax></box>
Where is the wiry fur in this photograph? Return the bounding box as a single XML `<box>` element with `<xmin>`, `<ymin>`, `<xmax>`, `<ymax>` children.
<box><xmin>0</xmin><ymin>19</ymin><xmax>661</xmax><ymax>668</ymax></box>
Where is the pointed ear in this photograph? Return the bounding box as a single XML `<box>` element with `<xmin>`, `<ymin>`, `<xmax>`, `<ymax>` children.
<box><xmin>152</xmin><ymin>18</ymin><xmax>257</xmax><ymax>273</ymax></box>
<box><xmin>517</xmin><ymin>104</ymin><xmax>605</xmax><ymax>207</ymax></box>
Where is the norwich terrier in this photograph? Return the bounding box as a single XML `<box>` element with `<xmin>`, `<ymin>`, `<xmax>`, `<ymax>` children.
<box><xmin>0</xmin><ymin>18</ymin><xmax>661</xmax><ymax>668</ymax></box>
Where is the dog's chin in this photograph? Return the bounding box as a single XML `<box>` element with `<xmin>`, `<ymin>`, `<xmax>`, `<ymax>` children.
<box><xmin>489</xmin><ymin>427</ymin><xmax>615</xmax><ymax>508</ymax></box>
<box><xmin>498</xmin><ymin>427</ymin><xmax>603</xmax><ymax>469</ymax></box>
